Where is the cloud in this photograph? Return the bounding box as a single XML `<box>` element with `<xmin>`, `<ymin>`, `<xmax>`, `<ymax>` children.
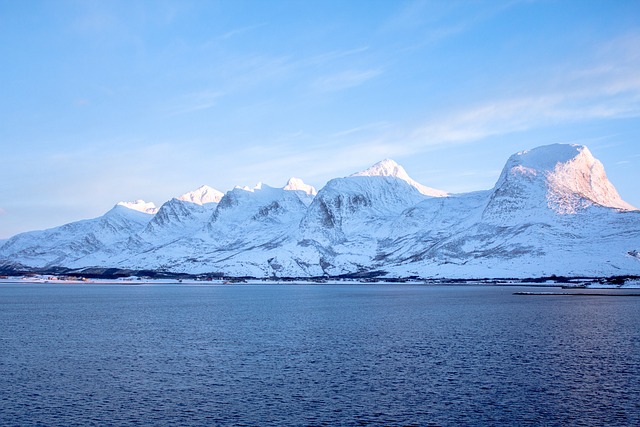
<box><xmin>303</xmin><ymin>47</ymin><xmax>370</xmax><ymax>66</ymax></box>
<box><xmin>329</xmin><ymin>121</ymin><xmax>391</xmax><ymax>138</ymax></box>
<box><xmin>73</xmin><ymin>3</ymin><xmax>119</xmax><ymax>34</ymax></box>
<box><xmin>381</xmin><ymin>0</ymin><xmax>520</xmax><ymax>49</ymax></box>
<box><xmin>218</xmin><ymin>23</ymin><xmax>267</xmax><ymax>40</ymax></box>
<box><xmin>313</xmin><ymin>69</ymin><xmax>383</xmax><ymax>92</ymax></box>
<box><xmin>0</xmin><ymin>208</ymin><xmax>5</xmax><ymax>216</ymax></box>
<box><xmin>167</xmin><ymin>90</ymin><xmax>223</xmax><ymax>116</ymax></box>
<box><xmin>406</xmin><ymin>34</ymin><xmax>640</xmax><ymax>150</ymax></box>
<box><xmin>410</xmin><ymin>92</ymin><xmax>640</xmax><ymax>151</ymax></box>
<box><xmin>211</xmin><ymin>45</ymin><xmax>373</xmax><ymax>94</ymax></box>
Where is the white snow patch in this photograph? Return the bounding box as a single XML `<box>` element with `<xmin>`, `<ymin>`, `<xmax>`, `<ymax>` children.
<box><xmin>283</xmin><ymin>177</ymin><xmax>317</xmax><ymax>196</ymax></box>
<box><xmin>117</xmin><ymin>200</ymin><xmax>158</xmax><ymax>214</ymax></box>
<box><xmin>622</xmin><ymin>279</ymin><xmax>640</xmax><ymax>288</ymax></box>
<box><xmin>505</xmin><ymin>144</ymin><xmax>637</xmax><ymax>213</ymax></box>
<box><xmin>177</xmin><ymin>185</ymin><xmax>224</xmax><ymax>205</ymax></box>
<box><xmin>2</xmin><ymin>143</ymin><xmax>639</xmax><ymax>280</ymax></box>
<box><xmin>352</xmin><ymin>159</ymin><xmax>448</xmax><ymax>197</ymax></box>
<box><xmin>234</xmin><ymin>183</ymin><xmax>264</xmax><ymax>192</ymax></box>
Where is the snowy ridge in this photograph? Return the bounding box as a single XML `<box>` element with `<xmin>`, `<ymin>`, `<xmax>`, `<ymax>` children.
<box><xmin>283</xmin><ymin>177</ymin><xmax>317</xmax><ymax>206</ymax></box>
<box><xmin>177</xmin><ymin>185</ymin><xmax>224</xmax><ymax>205</ymax></box>
<box><xmin>117</xmin><ymin>200</ymin><xmax>158</xmax><ymax>214</ymax></box>
<box><xmin>497</xmin><ymin>144</ymin><xmax>635</xmax><ymax>214</ymax></box>
<box><xmin>0</xmin><ymin>204</ymin><xmax>154</xmax><ymax>268</ymax></box>
<box><xmin>283</xmin><ymin>177</ymin><xmax>317</xmax><ymax>196</ymax></box>
<box><xmin>1</xmin><ymin>144</ymin><xmax>639</xmax><ymax>279</ymax></box>
<box><xmin>300</xmin><ymin>174</ymin><xmax>427</xmax><ymax>246</ymax></box>
<box><xmin>142</xmin><ymin>198</ymin><xmax>215</xmax><ymax>239</ymax></box>
<box><xmin>352</xmin><ymin>159</ymin><xmax>448</xmax><ymax>197</ymax></box>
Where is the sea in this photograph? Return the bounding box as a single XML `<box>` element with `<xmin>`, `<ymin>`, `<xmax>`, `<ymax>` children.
<box><xmin>1</xmin><ymin>283</ymin><xmax>639</xmax><ymax>426</ymax></box>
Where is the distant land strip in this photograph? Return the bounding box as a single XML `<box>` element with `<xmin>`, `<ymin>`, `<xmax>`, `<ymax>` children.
<box><xmin>514</xmin><ymin>292</ymin><xmax>640</xmax><ymax>296</ymax></box>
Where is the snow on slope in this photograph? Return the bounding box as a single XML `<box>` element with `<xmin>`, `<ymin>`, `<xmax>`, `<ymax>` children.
<box><xmin>141</xmin><ymin>198</ymin><xmax>216</xmax><ymax>239</ymax></box>
<box><xmin>294</xmin><ymin>170</ymin><xmax>431</xmax><ymax>276</ymax></box>
<box><xmin>1</xmin><ymin>144</ymin><xmax>639</xmax><ymax>279</ymax></box>
<box><xmin>202</xmin><ymin>183</ymin><xmax>314</xmax><ymax>275</ymax></box>
<box><xmin>69</xmin><ymin>188</ymin><xmax>224</xmax><ymax>267</ymax></box>
<box><xmin>284</xmin><ymin>177</ymin><xmax>317</xmax><ymax>206</ymax></box>
<box><xmin>99</xmin><ymin>183</ymin><xmax>314</xmax><ymax>276</ymax></box>
<box><xmin>117</xmin><ymin>200</ymin><xmax>158</xmax><ymax>214</ymax></box>
<box><xmin>208</xmin><ymin>183</ymin><xmax>308</xmax><ymax>245</ymax></box>
<box><xmin>301</xmin><ymin>174</ymin><xmax>427</xmax><ymax>244</ymax></box>
<box><xmin>352</xmin><ymin>159</ymin><xmax>448</xmax><ymax>197</ymax></box>
<box><xmin>284</xmin><ymin>177</ymin><xmax>317</xmax><ymax>196</ymax></box>
<box><xmin>0</xmin><ymin>203</ymin><xmax>155</xmax><ymax>268</ymax></box>
<box><xmin>491</xmin><ymin>144</ymin><xmax>635</xmax><ymax>216</ymax></box>
<box><xmin>378</xmin><ymin>144</ymin><xmax>640</xmax><ymax>278</ymax></box>
<box><xmin>177</xmin><ymin>185</ymin><xmax>224</xmax><ymax>205</ymax></box>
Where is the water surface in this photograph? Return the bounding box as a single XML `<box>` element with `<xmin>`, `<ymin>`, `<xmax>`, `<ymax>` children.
<box><xmin>1</xmin><ymin>283</ymin><xmax>639</xmax><ymax>426</ymax></box>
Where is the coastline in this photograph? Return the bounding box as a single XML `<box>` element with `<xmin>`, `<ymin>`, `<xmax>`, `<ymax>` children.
<box><xmin>2</xmin><ymin>275</ymin><xmax>639</xmax><ymax>289</ymax></box>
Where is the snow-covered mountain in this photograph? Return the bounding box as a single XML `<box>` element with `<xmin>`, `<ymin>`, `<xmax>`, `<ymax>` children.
<box><xmin>0</xmin><ymin>202</ymin><xmax>156</xmax><ymax>268</ymax></box>
<box><xmin>376</xmin><ymin>144</ymin><xmax>640</xmax><ymax>278</ymax></box>
<box><xmin>351</xmin><ymin>159</ymin><xmax>448</xmax><ymax>197</ymax></box>
<box><xmin>1</xmin><ymin>144</ymin><xmax>638</xmax><ymax>279</ymax></box>
<box><xmin>141</xmin><ymin>198</ymin><xmax>217</xmax><ymax>240</ymax></box>
<box><xmin>283</xmin><ymin>177</ymin><xmax>317</xmax><ymax>196</ymax></box>
<box><xmin>177</xmin><ymin>185</ymin><xmax>224</xmax><ymax>205</ymax></box>
<box><xmin>116</xmin><ymin>200</ymin><xmax>159</xmax><ymax>214</ymax></box>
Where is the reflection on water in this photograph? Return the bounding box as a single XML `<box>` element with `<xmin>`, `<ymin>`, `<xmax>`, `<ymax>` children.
<box><xmin>1</xmin><ymin>284</ymin><xmax>639</xmax><ymax>426</ymax></box>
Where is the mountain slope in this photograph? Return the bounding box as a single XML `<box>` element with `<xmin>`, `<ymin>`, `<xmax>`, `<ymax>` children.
<box><xmin>377</xmin><ymin>144</ymin><xmax>640</xmax><ymax>278</ymax></box>
<box><xmin>0</xmin><ymin>203</ymin><xmax>156</xmax><ymax>268</ymax></box>
<box><xmin>1</xmin><ymin>144</ymin><xmax>638</xmax><ymax>279</ymax></box>
<box><xmin>352</xmin><ymin>159</ymin><xmax>448</xmax><ymax>197</ymax></box>
<box><xmin>94</xmin><ymin>182</ymin><xmax>316</xmax><ymax>276</ymax></box>
<box><xmin>177</xmin><ymin>185</ymin><xmax>224</xmax><ymax>205</ymax></box>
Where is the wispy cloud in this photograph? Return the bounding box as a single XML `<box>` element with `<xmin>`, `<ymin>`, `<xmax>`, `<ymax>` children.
<box><xmin>313</xmin><ymin>69</ymin><xmax>383</xmax><ymax>92</ymax></box>
<box><xmin>303</xmin><ymin>47</ymin><xmax>370</xmax><ymax>66</ymax></box>
<box><xmin>330</xmin><ymin>121</ymin><xmax>391</xmax><ymax>138</ymax></box>
<box><xmin>213</xmin><ymin>46</ymin><xmax>374</xmax><ymax>94</ymax></box>
<box><xmin>167</xmin><ymin>90</ymin><xmax>224</xmax><ymax>116</ymax></box>
<box><xmin>218</xmin><ymin>23</ymin><xmax>267</xmax><ymax>40</ymax></box>
<box><xmin>381</xmin><ymin>0</ymin><xmax>521</xmax><ymax>49</ymax></box>
<box><xmin>411</xmin><ymin>92</ymin><xmax>640</xmax><ymax>151</ymax></box>
<box><xmin>73</xmin><ymin>3</ymin><xmax>119</xmax><ymax>34</ymax></box>
<box><xmin>406</xmin><ymin>33</ymin><xmax>640</xmax><ymax>150</ymax></box>
<box><xmin>154</xmin><ymin>31</ymin><xmax>640</xmax><ymax>191</ymax></box>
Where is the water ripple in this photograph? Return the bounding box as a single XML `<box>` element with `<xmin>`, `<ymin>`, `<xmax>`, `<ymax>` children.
<box><xmin>1</xmin><ymin>284</ymin><xmax>639</xmax><ymax>426</ymax></box>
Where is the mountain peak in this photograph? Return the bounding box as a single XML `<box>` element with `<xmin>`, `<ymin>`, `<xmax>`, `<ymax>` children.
<box><xmin>177</xmin><ymin>185</ymin><xmax>224</xmax><ymax>205</ymax></box>
<box><xmin>233</xmin><ymin>183</ymin><xmax>264</xmax><ymax>193</ymax></box>
<box><xmin>352</xmin><ymin>159</ymin><xmax>448</xmax><ymax>197</ymax></box>
<box><xmin>283</xmin><ymin>177</ymin><xmax>317</xmax><ymax>196</ymax></box>
<box><xmin>512</xmin><ymin>144</ymin><xmax>592</xmax><ymax>171</ymax></box>
<box><xmin>116</xmin><ymin>200</ymin><xmax>158</xmax><ymax>214</ymax></box>
<box><xmin>497</xmin><ymin>143</ymin><xmax>636</xmax><ymax>213</ymax></box>
<box><xmin>352</xmin><ymin>159</ymin><xmax>405</xmax><ymax>179</ymax></box>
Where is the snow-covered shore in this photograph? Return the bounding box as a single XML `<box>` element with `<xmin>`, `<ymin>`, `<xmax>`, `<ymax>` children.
<box><xmin>2</xmin><ymin>275</ymin><xmax>639</xmax><ymax>288</ymax></box>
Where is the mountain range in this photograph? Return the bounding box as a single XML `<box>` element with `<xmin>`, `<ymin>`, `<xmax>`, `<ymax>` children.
<box><xmin>2</xmin><ymin>143</ymin><xmax>639</xmax><ymax>279</ymax></box>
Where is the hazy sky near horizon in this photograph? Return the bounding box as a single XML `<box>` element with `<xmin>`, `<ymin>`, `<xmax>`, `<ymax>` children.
<box><xmin>1</xmin><ymin>0</ymin><xmax>640</xmax><ymax>238</ymax></box>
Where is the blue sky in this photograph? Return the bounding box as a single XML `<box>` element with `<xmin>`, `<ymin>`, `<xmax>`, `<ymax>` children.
<box><xmin>1</xmin><ymin>0</ymin><xmax>640</xmax><ymax>238</ymax></box>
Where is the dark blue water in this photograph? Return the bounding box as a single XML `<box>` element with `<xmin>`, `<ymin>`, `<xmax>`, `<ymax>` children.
<box><xmin>1</xmin><ymin>283</ymin><xmax>639</xmax><ymax>426</ymax></box>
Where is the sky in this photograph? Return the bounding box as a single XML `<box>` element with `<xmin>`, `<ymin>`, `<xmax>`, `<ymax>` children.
<box><xmin>1</xmin><ymin>0</ymin><xmax>640</xmax><ymax>239</ymax></box>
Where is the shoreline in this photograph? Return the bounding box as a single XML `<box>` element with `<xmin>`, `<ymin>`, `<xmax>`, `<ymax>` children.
<box><xmin>2</xmin><ymin>276</ymin><xmax>639</xmax><ymax>289</ymax></box>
